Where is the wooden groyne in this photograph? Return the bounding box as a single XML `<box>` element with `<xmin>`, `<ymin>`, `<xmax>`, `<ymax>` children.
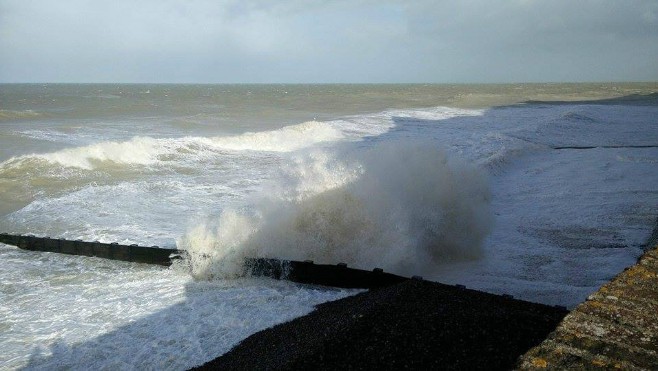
<box><xmin>245</xmin><ymin>258</ymin><xmax>408</xmax><ymax>289</ymax></box>
<box><xmin>0</xmin><ymin>233</ymin><xmax>409</xmax><ymax>289</ymax></box>
<box><xmin>0</xmin><ymin>233</ymin><xmax>180</xmax><ymax>266</ymax></box>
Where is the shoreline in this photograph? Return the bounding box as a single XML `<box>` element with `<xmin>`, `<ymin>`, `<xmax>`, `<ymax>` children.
<box><xmin>193</xmin><ymin>221</ymin><xmax>658</xmax><ymax>370</ymax></box>
<box><xmin>192</xmin><ymin>279</ymin><xmax>568</xmax><ymax>370</ymax></box>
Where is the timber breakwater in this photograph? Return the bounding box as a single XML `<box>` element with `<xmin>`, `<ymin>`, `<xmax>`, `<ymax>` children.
<box><xmin>0</xmin><ymin>233</ymin><xmax>408</xmax><ymax>289</ymax></box>
<box><xmin>0</xmin><ymin>233</ymin><xmax>179</xmax><ymax>266</ymax></box>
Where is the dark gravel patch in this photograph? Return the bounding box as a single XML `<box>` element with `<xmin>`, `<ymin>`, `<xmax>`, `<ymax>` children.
<box><xmin>192</xmin><ymin>279</ymin><xmax>567</xmax><ymax>370</ymax></box>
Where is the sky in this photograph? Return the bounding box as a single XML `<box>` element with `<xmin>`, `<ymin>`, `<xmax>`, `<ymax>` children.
<box><xmin>0</xmin><ymin>0</ymin><xmax>657</xmax><ymax>83</ymax></box>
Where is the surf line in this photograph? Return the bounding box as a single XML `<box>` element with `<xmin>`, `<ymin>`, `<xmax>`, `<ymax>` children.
<box><xmin>552</xmin><ymin>145</ymin><xmax>658</xmax><ymax>150</ymax></box>
<box><xmin>0</xmin><ymin>233</ymin><xmax>411</xmax><ymax>289</ymax></box>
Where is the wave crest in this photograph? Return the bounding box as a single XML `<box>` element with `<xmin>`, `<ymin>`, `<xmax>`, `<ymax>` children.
<box><xmin>207</xmin><ymin>121</ymin><xmax>344</xmax><ymax>152</ymax></box>
<box><xmin>0</xmin><ymin>109</ymin><xmax>41</xmax><ymax>121</ymax></box>
<box><xmin>0</xmin><ymin>121</ymin><xmax>345</xmax><ymax>171</ymax></box>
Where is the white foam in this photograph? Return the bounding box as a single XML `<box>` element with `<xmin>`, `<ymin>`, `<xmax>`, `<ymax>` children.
<box><xmin>0</xmin><ymin>243</ymin><xmax>357</xmax><ymax>370</ymax></box>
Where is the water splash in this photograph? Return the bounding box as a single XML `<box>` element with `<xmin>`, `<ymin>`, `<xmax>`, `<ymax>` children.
<box><xmin>179</xmin><ymin>141</ymin><xmax>493</xmax><ymax>279</ymax></box>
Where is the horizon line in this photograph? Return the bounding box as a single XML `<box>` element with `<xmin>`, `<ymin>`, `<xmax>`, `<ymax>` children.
<box><xmin>1</xmin><ymin>80</ymin><xmax>657</xmax><ymax>85</ymax></box>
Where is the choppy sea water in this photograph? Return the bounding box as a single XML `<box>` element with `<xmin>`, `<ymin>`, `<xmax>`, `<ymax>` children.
<box><xmin>1</xmin><ymin>83</ymin><xmax>657</xmax><ymax>369</ymax></box>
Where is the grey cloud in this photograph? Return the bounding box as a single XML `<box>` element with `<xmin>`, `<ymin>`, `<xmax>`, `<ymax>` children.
<box><xmin>0</xmin><ymin>0</ymin><xmax>656</xmax><ymax>83</ymax></box>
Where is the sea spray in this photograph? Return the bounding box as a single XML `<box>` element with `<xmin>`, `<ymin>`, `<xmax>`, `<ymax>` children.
<box><xmin>178</xmin><ymin>141</ymin><xmax>493</xmax><ymax>279</ymax></box>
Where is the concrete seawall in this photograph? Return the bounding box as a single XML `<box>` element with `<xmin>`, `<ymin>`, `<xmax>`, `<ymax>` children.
<box><xmin>517</xmin><ymin>244</ymin><xmax>658</xmax><ymax>369</ymax></box>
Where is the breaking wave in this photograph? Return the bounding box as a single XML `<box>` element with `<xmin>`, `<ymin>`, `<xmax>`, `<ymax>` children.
<box><xmin>178</xmin><ymin>141</ymin><xmax>493</xmax><ymax>279</ymax></box>
<box><xmin>207</xmin><ymin>120</ymin><xmax>344</xmax><ymax>152</ymax></box>
<box><xmin>0</xmin><ymin>121</ymin><xmax>345</xmax><ymax>171</ymax></box>
<box><xmin>0</xmin><ymin>109</ymin><xmax>41</xmax><ymax>121</ymax></box>
<box><xmin>561</xmin><ymin>111</ymin><xmax>598</xmax><ymax>123</ymax></box>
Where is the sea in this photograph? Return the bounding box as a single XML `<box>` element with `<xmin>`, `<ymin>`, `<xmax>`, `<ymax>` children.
<box><xmin>1</xmin><ymin>83</ymin><xmax>657</xmax><ymax>369</ymax></box>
